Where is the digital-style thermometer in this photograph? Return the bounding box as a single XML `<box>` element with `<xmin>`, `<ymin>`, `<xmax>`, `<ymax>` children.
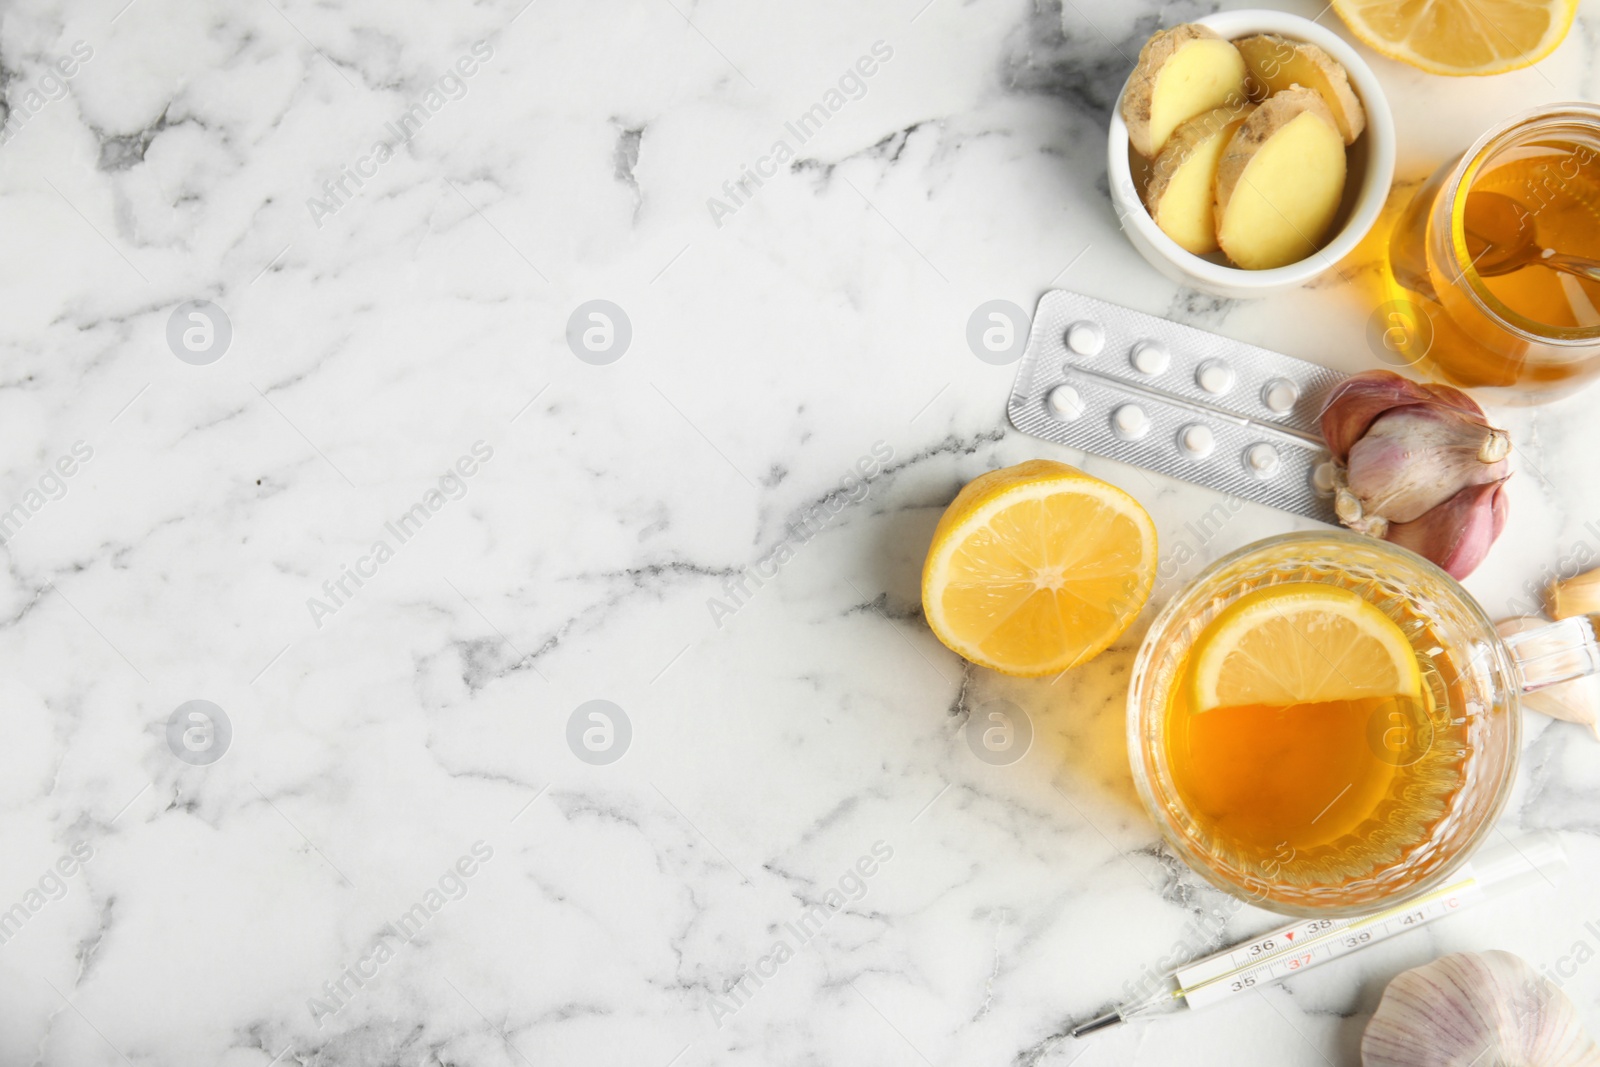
<box><xmin>1071</xmin><ymin>833</ymin><xmax>1566</xmax><ymax>1037</ymax></box>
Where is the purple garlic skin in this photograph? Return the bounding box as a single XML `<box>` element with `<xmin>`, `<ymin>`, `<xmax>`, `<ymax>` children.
<box><xmin>1386</xmin><ymin>479</ymin><xmax>1509</xmax><ymax>580</ymax></box>
<box><xmin>1319</xmin><ymin>371</ymin><xmax>1486</xmax><ymax>459</ymax></box>
<box><xmin>1319</xmin><ymin>370</ymin><xmax>1511</xmax><ymax>579</ymax></box>
<box><xmin>1341</xmin><ymin>405</ymin><xmax>1510</xmax><ymax>530</ymax></box>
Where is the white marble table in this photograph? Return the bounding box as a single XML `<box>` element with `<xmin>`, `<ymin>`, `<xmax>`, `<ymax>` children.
<box><xmin>2</xmin><ymin>0</ymin><xmax>1599</xmax><ymax>1063</ymax></box>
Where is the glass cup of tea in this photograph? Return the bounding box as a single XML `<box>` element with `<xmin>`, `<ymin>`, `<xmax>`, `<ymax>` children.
<box><xmin>1127</xmin><ymin>531</ymin><xmax>1596</xmax><ymax>916</ymax></box>
<box><xmin>1385</xmin><ymin>102</ymin><xmax>1600</xmax><ymax>402</ymax></box>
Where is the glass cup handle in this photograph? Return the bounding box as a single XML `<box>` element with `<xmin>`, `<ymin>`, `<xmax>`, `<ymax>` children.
<box><xmin>1502</xmin><ymin>614</ymin><xmax>1600</xmax><ymax>692</ymax></box>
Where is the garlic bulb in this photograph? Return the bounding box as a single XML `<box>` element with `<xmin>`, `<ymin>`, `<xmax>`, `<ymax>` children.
<box><xmin>1320</xmin><ymin>370</ymin><xmax>1511</xmax><ymax>579</ymax></box>
<box><xmin>1497</xmin><ymin>617</ymin><xmax>1600</xmax><ymax>740</ymax></box>
<box><xmin>1363</xmin><ymin>950</ymin><xmax>1600</xmax><ymax>1067</ymax></box>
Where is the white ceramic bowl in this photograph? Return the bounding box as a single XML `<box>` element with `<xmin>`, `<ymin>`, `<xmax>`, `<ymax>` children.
<box><xmin>1107</xmin><ymin>9</ymin><xmax>1395</xmax><ymax>299</ymax></box>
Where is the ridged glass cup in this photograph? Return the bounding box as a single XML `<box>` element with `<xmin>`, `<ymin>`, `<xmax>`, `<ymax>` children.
<box><xmin>1127</xmin><ymin>532</ymin><xmax>1593</xmax><ymax>917</ymax></box>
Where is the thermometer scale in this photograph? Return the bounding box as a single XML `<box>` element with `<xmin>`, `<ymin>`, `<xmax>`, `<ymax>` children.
<box><xmin>1072</xmin><ymin>833</ymin><xmax>1565</xmax><ymax>1037</ymax></box>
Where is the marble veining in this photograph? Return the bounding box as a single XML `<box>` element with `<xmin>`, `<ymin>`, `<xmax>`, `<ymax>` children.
<box><xmin>1</xmin><ymin>0</ymin><xmax>1599</xmax><ymax>1064</ymax></box>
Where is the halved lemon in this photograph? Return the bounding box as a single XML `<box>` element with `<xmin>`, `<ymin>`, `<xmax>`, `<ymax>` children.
<box><xmin>921</xmin><ymin>460</ymin><xmax>1157</xmax><ymax>677</ymax></box>
<box><xmin>1332</xmin><ymin>0</ymin><xmax>1577</xmax><ymax>76</ymax></box>
<box><xmin>1189</xmin><ymin>583</ymin><xmax>1421</xmax><ymax>713</ymax></box>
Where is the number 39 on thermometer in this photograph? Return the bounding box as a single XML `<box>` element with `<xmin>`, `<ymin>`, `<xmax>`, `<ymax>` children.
<box><xmin>1177</xmin><ymin>884</ymin><xmax>1481</xmax><ymax>1010</ymax></box>
<box><xmin>1069</xmin><ymin>834</ymin><xmax>1565</xmax><ymax>1039</ymax></box>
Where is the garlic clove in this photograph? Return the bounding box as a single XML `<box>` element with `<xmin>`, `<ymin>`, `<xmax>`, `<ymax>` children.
<box><xmin>1317</xmin><ymin>370</ymin><xmax>1513</xmax><ymax>579</ymax></box>
<box><xmin>1362</xmin><ymin>950</ymin><xmax>1600</xmax><ymax>1067</ymax></box>
<box><xmin>1344</xmin><ymin>405</ymin><xmax>1510</xmax><ymax>525</ymax></box>
<box><xmin>1319</xmin><ymin>370</ymin><xmax>1446</xmax><ymax>460</ymax></box>
<box><xmin>1497</xmin><ymin>617</ymin><xmax>1600</xmax><ymax>740</ymax></box>
<box><xmin>1415</xmin><ymin>378</ymin><xmax>1495</xmax><ymax>423</ymax></box>
<box><xmin>1386</xmin><ymin>479</ymin><xmax>1509</xmax><ymax>581</ymax></box>
<box><xmin>1550</xmin><ymin>566</ymin><xmax>1600</xmax><ymax>621</ymax></box>
<box><xmin>1318</xmin><ymin>370</ymin><xmax>1497</xmax><ymax>458</ymax></box>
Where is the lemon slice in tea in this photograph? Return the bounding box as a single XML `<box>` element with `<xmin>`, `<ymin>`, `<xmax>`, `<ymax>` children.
<box><xmin>1189</xmin><ymin>583</ymin><xmax>1421</xmax><ymax>713</ymax></box>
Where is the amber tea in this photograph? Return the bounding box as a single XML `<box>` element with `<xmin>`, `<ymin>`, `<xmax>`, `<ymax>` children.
<box><xmin>1128</xmin><ymin>534</ymin><xmax>1523</xmax><ymax>915</ymax></box>
<box><xmin>1385</xmin><ymin>104</ymin><xmax>1600</xmax><ymax>399</ymax></box>
<box><xmin>1162</xmin><ymin>588</ymin><xmax>1468</xmax><ymax>883</ymax></box>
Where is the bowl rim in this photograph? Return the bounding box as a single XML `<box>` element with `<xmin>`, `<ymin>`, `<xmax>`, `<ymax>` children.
<box><xmin>1106</xmin><ymin>8</ymin><xmax>1397</xmax><ymax>290</ymax></box>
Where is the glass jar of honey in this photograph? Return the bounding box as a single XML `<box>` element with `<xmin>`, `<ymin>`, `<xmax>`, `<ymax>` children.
<box><xmin>1385</xmin><ymin>103</ymin><xmax>1600</xmax><ymax>401</ymax></box>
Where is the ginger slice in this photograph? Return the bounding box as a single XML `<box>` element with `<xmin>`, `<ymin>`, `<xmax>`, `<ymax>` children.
<box><xmin>1122</xmin><ymin>24</ymin><xmax>1250</xmax><ymax>158</ymax></box>
<box><xmin>1214</xmin><ymin>88</ymin><xmax>1347</xmax><ymax>270</ymax></box>
<box><xmin>1144</xmin><ymin>105</ymin><xmax>1256</xmax><ymax>255</ymax></box>
<box><xmin>1234</xmin><ymin>33</ymin><xmax>1366</xmax><ymax>144</ymax></box>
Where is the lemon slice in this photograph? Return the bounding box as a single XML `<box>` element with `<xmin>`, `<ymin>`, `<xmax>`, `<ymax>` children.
<box><xmin>1189</xmin><ymin>583</ymin><xmax>1420</xmax><ymax>713</ymax></box>
<box><xmin>921</xmin><ymin>460</ymin><xmax>1157</xmax><ymax>677</ymax></box>
<box><xmin>1332</xmin><ymin>0</ymin><xmax>1576</xmax><ymax>76</ymax></box>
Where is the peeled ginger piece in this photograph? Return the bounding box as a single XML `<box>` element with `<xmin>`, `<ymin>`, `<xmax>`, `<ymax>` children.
<box><xmin>1144</xmin><ymin>105</ymin><xmax>1255</xmax><ymax>255</ymax></box>
<box><xmin>1215</xmin><ymin>88</ymin><xmax>1347</xmax><ymax>270</ymax></box>
<box><xmin>1234</xmin><ymin>33</ymin><xmax>1366</xmax><ymax>143</ymax></box>
<box><xmin>1122</xmin><ymin>24</ymin><xmax>1250</xmax><ymax>157</ymax></box>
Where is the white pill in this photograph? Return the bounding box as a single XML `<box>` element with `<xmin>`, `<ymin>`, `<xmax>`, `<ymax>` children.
<box><xmin>1263</xmin><ymin>378</ymin><xmax>1300</xmax><ymax>414</ymax></box>
<box><xmin>1047</xmin><ymin>384</ymin><xmax>1085</xmax><ymax>420</ymax></box>
<box><xmin>1065</xmin><ymin>321</ymin><xmax>1105</xmax><ymax>357</ymax></box>
<box><xmin>1112</xmin><ymin>403</ymin><xmax>1149</xmax><ymax>440</ymax></box>
<box><xmin>1196</xmin><ymin>360</ymin><xmax>1234</xmax><ymax>394</ymax></box>
<box><xmin>1246</xmin><ymin>443</ymin><xmax>1280</xmax><ymax>476</ymax></box>
<box><xmin>1130</xmin><ymin>340</ymin><xmax>1170</xmax><ymax>375</ymax></box>
<box><xmin>1179</xmin><ymin>423</ymin><xmax>1214</xmax><ymax>458</ymax></box>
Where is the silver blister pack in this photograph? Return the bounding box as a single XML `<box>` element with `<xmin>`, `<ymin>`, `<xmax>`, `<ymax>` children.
<box><xmin>1007</xmin><ymin>290</ymin><xmax>1348</xmax><ymax>524</ymax></box>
